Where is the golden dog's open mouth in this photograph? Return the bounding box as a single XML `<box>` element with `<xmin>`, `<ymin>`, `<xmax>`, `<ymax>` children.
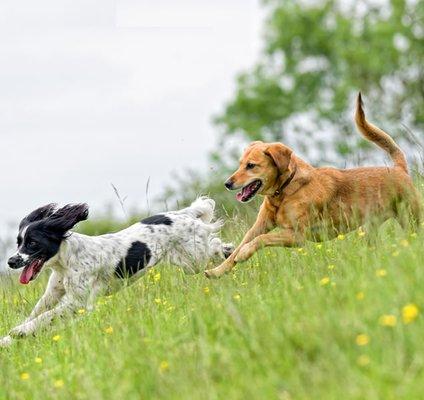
<box><xmin>236</xmin><ymin>180</ymin><xmax>262</xmax><ymax>202</ymax></box>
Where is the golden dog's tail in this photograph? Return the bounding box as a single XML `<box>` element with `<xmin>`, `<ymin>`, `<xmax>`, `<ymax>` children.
<box><xmin>355</xmin><ymin>92</ymin><xmax>408</xmax><ymax>173</ymax></box>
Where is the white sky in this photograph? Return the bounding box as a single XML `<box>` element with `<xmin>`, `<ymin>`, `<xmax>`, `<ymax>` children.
<box><xmin>0</xmin><ymin>0</ymin><xmax>263</xmax><ymax>230</ymax></box>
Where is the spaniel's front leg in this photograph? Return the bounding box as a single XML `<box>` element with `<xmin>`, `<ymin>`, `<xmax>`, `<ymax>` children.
<box><xmin>24</xmin><ymin>271</ymin><xmax>65</xmax><ymax>323</ymax></box>
<box><xmin>9</xmin><ymin>294</ymin><xmax>81</xmax><ymax>338</ymax></box>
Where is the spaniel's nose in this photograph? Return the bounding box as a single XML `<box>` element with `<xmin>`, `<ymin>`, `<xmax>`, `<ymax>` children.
<box><xmin>7</xmin><ymin>255</ymin><xmax>22</xmax><ymax>269</ymax></box>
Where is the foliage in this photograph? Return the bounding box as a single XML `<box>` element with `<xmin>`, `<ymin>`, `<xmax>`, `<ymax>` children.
<box><xmin>215</xmin><ymin>0</ymin><xmax>424</xmax><ymax>166</ymax></box>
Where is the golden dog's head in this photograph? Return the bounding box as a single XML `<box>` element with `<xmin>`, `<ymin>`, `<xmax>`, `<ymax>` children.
<box><xmin>225</xmin><ymin>141</ymin><xmax>294</xmax><ymax>202</ymax></box>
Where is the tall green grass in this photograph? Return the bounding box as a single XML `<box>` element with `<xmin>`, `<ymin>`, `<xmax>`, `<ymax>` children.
<box><xmin>0</xmin><ymin>206</ymin><xmax>423</xmax><ymax>399</ymax></box>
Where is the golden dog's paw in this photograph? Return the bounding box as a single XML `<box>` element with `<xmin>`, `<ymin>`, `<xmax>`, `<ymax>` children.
<box><xmin>204</xmin><ymin>261</ymin><xmax>234</xmax><ymax>279</ymax></box>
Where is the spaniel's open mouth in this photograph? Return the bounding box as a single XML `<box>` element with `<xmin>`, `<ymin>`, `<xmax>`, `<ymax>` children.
<box><xmin>236</xmin><ymin>180</ymin><xmax>262</xmax><ymax>202</ymax></box>
<box><xmin>20</xmin><ymin>259</ymin><xmax>44</xmax><ymax>285</ymax></box>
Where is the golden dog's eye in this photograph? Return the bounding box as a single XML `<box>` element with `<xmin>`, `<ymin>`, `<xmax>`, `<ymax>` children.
<box><xmin>246</xmin><ymin>163</ymin><xmax>256</xmax><ymax>170</ymax></box>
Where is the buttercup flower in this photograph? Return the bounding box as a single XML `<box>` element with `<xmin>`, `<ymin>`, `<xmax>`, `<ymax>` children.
<box><xmin>159</xmin><ymin>361</ymin><xmax>169</xmax><ymax>372</ymax></box>
<box><xmin>319</xmin><ymin>277</ymin><xmax>330</xmax><ymax>286</ymax></box>
<box><xmin>34</xmin><ymin>357</ymin><xmax>42</xmax><ymax>364</ymax></box>
<box><xmin>357</xmin><ymin>228</ymin><xmax>366</xmax><ymax>237</ymax></box>
<box><xmin>203</xmin><ymin>287</ymin><xmax>210</xmax><ymax>294</ymax></box>
<box><xmin>53</xmin><ymin>379</ymin><xmax>64</xmax><ymax>388</ymax></box>
<box><xmin>379</xmin><ymin>314</ymin><xmax>397</xmax><ymax>327</ymax></box>
<box><xmin>356</xmin><ymin>292</ymin><xmax>365</xmax><ymax>300</ymax></box>
<box><xmin>153</xmin><ymin>272</ymin><xmax>161</xmax><ymax>282</ymax></box>
<box><xmin>233</xmin><ymin>294</ymin><xmax>241</xmax><ymax>301</ymax></box>
<box><xmin>52</xmin><ymin>335</ymin><xmax>61</xmax><ymax>342</ymax></box>
<box><xmin>357</xmin><ymin>355</ymin><xmax>370</xmax><ymax>366</ymax></box>
<box><xmin>355</xmin><ymin>334</ymin><xmax>370</xmax><ymax>346</ymax></box>
<box><xmin>337</xmin><ymin>234</ymin><xmax>345</xmax><ymax>240</ymax></box>
<box><xmin>402</xmin><ymin>304</ymin><xmax>419</xmax><ymax>324</ymax></box>
<box><xmin>104</xmin><ymin>326</ymin><xmax>113</xmax><ymax>334</ymax></box>
<box><xmin>375</xmin><ymin>269</ymin><xmax>387</xmax><ymax>277</ymax></box>
<box><xmin>400</xmin><ymin>239</ymin><xmax>409</xmax><ymax>247</ymax></box>
<box><xmin>77</xmin><ymin>308</ymin><xmax>85</xmax><ymax>314</ymax></box>
<box><xmin>20</xmin><ymin>372</ymin><xmax>30</xmax><ymax>380</ymax></box>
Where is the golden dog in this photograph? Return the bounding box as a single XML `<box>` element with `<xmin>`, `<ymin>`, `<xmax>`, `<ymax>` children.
<box><xmin>205</xmin><ymin>93</ymin><xmax>421</xmax><ymax>278</ymax></box>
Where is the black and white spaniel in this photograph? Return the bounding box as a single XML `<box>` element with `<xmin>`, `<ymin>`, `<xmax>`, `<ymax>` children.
<box><xmin>0</xmin><ymin>197</ymin><xmax>233</xmax><ymax>346</ymax></box>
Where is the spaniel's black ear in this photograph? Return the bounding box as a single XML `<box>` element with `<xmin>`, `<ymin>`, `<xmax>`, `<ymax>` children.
<box><xmin>44</xmin><ymin>203</ymin><xmax>89</xmax><ymax>235</ymax></box>
<box><xmin>19</xmin><ymin>203</ymin><xmax>57</xmax><ymax>230</ymax></box>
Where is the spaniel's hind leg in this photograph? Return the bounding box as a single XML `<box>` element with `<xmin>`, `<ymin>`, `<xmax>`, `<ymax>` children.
<box><xmin>208</xmin><ymin>238</ymin><xmax>235</xmax><ymax>260</ymax></box>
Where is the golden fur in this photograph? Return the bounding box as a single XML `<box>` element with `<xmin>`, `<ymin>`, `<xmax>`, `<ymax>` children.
<box><xmin>205</xmin><ymin>93</ymin><xmax>421</xmax><ymax>278</ymax></box>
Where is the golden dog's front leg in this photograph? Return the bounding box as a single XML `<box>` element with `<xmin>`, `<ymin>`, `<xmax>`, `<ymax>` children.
<box><xmin>205</xmin><ymin>204</ymin><xmax>273</xmax><ymax>278</ymax></box>
<box><xmin>235</xmin><ymin>229</ymin><xmax>302</xmax><ymax>263</ymax></box>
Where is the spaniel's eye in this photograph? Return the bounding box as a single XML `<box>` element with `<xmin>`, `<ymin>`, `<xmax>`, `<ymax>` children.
<box><xmin>27</xmin><ymin>241</ymin><xmax>37</xmax><ymax>249</ymax></box>
<box><xmin>246</xmin><ymin>163</ymin><xmax>256</xmax><ymax>170</ymax></box>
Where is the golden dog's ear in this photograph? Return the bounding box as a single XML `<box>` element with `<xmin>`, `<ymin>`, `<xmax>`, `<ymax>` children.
<box><xmin>246</xmin><ymin>140</ymin><xmax>263</xmax><ymax>148</ymax></box>
<box><xmin>264</xmin><ymin>143</ymin><xmax>293</xmax><ymax>173</ymax></box>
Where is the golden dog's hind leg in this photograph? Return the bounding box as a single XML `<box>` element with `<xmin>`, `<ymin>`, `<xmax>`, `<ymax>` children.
<box><xmin>234</xmin><ymin>229</ymin><xmax>302</xmax><ymax>262</ymax></box>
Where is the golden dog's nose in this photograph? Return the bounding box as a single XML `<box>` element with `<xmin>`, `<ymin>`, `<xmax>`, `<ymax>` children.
<box><xmin>224</xmin><ymin>179</ymin><xmax>234</xmax><ymax>190</ymax></box>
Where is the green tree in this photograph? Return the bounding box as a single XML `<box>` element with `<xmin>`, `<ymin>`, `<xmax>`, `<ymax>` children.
<box><xmin>215</xmin><ymin>0</ymin><xmax>423</xmax><ymax>166</ymax></box>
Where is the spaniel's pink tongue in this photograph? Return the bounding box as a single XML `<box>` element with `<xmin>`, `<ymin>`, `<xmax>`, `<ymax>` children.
<box><xmin>19</xmin><ymin>263</ymin><xmax>36</xmax><ymax>285</ymax></box>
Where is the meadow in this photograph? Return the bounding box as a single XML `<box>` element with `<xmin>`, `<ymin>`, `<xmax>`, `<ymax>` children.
<box><xmin>0</xmin><ymin>197</ymin><xmax>423</xmax><ymax>400</ymax></box>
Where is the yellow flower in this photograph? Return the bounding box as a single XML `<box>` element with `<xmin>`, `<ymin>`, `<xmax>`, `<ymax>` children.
<box><xmin>402</xmin><ymin>303</ymin><xmax>419</xmax><ymax>324</ymax></box>
<box><xmin>357</xmin><ymin>228</ymin><xmax>366</xmax><ymax>237</ymax></box>
<box><xmin>154</xmin><ymin>298</ymin><xmax>162</xmax><ymax>305</ymax></box>
<box><xmin>159</xmin><ymin>361</ymin><xmax>169</xmax><ymax>372</ymax></box>
<box><xmin>379</xmin><ymin>314</ymin><xmax>397</xmax><ymax>327</ymax></box>
<box><xmin>203</xmin><ymin>287</ymin><xmax>210</xmax><ymax>294</ymax></box>
<box><xmin>153</xmin><ymin>272</ymin><xmax>161</xmax><ymax>282</ymax></box>
<box><xmin>400</xmin><ymin>239</ymin><xmax>409</xmax><ymax>247</ymax></box>
<box><xmin>315</xmin><ymin>243</ymin><xmax>323</xmax><ymax>249</ymax></box>
<box><xmin>297</xmin><ymin>247</ymin><xmax>304</xmax><ymax>253</ymax></box>
<box><xmin>355</xmin><ymin>334</ymin><xmax>370</xmax><ymax>346</ymax></box>
<box><xmin>328</xmin><ymin>264</ymin><xmax>335</xmax><ymax>270</ymax></box>
<box><xmin>337</xmin><ymin>234</ymin><xmax>345</xmax><ymax>240</ymax></box>
<box><xmin>104</xmin><ymin>326</ymin><xmax>113</xmax><ymax>334</ymax></box>
<box><xmin>77</xmin><ymin>308</ymin><xmax>86</xmax><ymax>314</ymax></box>
<box><xmin>356</xmin><ymin>292</ymin><xmax>365</xmax><ymax>300</ymax></box>
<box><xmin>20</xmin><ymin>372</ymin><xmax>30</xmax><ymax>380</ymax></box>
<box><xmin>34</xmin><ymin>357</ymin><xmax>42</xmax><ymax>364</ymax></box>
<box><xmin>52</xmin><ymin>335</ymin><xmax>61</xmax><ymax>342</ymax></box>
<box><xmin>375</xmin><ymin>269</ymin><xmax>387</xmax><ymax>277</ymax></box>
<box><xmin>127</xmin><ymin>307</ymin><xmax>132</xmax><ymax>312</ymax></box>
<box><xmin>357</xmin><ymin>355</ymin><xmax>370</xmax><ymax>366</ymax></box>
<box><xmin>233</xmin><ymin>294</ymin><xmax>241</xmax><ymax>301</ymax></box>
<box><xmin>53</xmin><ymin>379</ymin><xmax>64</xmax><ymax>388</ymax></box>
<box><xmin>319</xmin><ymin>277</ymin><xmax>330</xmax><ymax>286</ymax></box>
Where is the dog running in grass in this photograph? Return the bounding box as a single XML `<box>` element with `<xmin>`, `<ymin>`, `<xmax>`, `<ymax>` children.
<box><xmin>205</xmin><ymin>93</ymin><xmax>421</xmax><ymax>278</ymax></box>
<box><xmin>0</xmin><ymin>197</ymin><xmax>233</xmax><ymax>346</ymax></box>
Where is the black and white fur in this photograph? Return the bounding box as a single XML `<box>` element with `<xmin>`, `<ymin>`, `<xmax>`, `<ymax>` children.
<box><xmin>0</xmin><ymin>197</ymin><xmax>233</xmax><ymax>346</ymax></box>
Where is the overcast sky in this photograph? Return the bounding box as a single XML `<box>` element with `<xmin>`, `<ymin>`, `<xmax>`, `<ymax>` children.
<box><xmin>0</xmin><ymin>0</ymin><xmax>263</xmax><ymax>232</ymax></box>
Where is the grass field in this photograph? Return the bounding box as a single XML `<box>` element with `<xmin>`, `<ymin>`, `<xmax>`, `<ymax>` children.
<box><xmin>0</xmin><ymin>212</ymin><xmax>423</xmax><ymax>399</ymax></box>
